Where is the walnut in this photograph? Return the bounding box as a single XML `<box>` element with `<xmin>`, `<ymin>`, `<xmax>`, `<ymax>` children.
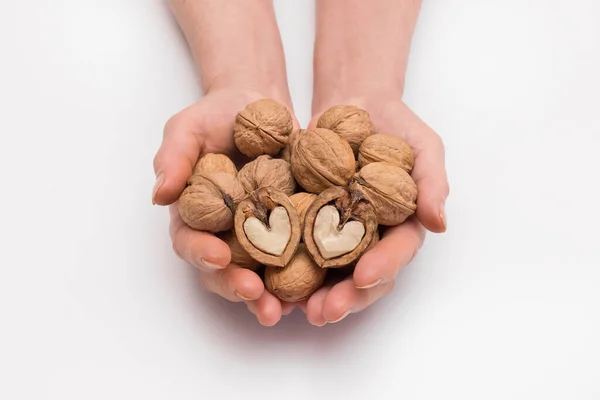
<box><xmin>178</xmin><ymin>172</ymin><xmax>246</xmax><ymax>233</ymax></box>
<box><xmin>233</xmin><ymin>98</ymin><xmax>293</xmax><ymax>158</ymax></box>
<box><xmin>237</xmin><ymin>155</ymin><xmax>296</xmax><ymax>196</ymax></box>
<box><xmin>290</xmin><ymin>128</ymin><xmax>356</xmax><ymax>194</ymax></box>
<box><xmin>350</xmin><ymin>162</ymin><xmax>417</xmax><ymax>226</ymax></box>
<box><xmin>217</xmin><ymin>230</ymin><xmax>260</xmax><ymax>271</ymax></box>
<box><xmin>280</xmin><ymin>129</ymin><xmax>304</xmax><ymax>163</ymax></box>
<box><xmin>289</xmin><ymin>192</ymin><xmax>317</xmax><ymax>233</ymax></box>
<box><xmin>264</xmin><ymin>244</ymin><xmax>327</xmax><ymax>302</ymax></box>
<box><xmin>234</xmin><ymin>187</ymin><xmax>301</xmax><ymax>267</ymax></box>
<box><xmin>316</xmin><ymin>105</ymin><xmax>375</xmax><ymax>155</ymax></box>
<box><xmin>358</xmin><ymin>134</ymin><xmax>414</xmax><ymax>173</ymax></box>
<box><xmin>304</xmin><ymin>186</ymin><xmax>378</xmax><ymax>268</ymax></box>
<box><xmin>193</xmin><ymin>153</ymin><xmax>237</xmax><ymax>176</ymax></box>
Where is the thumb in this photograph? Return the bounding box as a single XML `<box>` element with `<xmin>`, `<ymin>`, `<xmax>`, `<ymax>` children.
<box><xmin>152</xmin><ymin>108</ymin><xmax>204</xmax><ymax>206</ymax></box>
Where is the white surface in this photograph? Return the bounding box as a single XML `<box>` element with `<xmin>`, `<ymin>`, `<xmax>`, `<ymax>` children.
<box><xmin>1</xmin><ymin>1</ymin><xmax>599</xmax><ymax>399</ymax></box>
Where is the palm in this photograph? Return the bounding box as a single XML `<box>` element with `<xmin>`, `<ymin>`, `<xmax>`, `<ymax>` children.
<box><xmin>300</xmin><ymin>97</ymin><xmax>449</xmax><ymax>325</ymax></box>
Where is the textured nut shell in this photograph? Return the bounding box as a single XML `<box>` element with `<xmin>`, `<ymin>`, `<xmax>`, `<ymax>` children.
<box><xmin>234</xmin><ymin>187</ymin><xmax>301</xmax><ymax>267</ymax></box>
<box><xmin>358</xmin><ymin>134</ymin><xmax>414</xmax><ymax>173</ymax></box>
<box><xmin>351</xmin><ymin>162</ymin><xmax>417</xmax><ymax>226</ymax></box>
<box><xmin>316</xmin><ymin>105</ymin><xmax>375</xmax><ymax>154</ymax></box>
<box><xmin>233</xmin><ymin>98</ymin><xmax>293</xmax><ymax>158</ymax></box>
<box><xmin>280</xmin><ymin>129</ymin><xmax>304</xmax><ymax>163</ymax></box>
<box><xmin>290</xmin><ymin>128</ymin><xmax>356</xmax><ymax>193</ymax></box>
<box><xmin>178</xmin><ymin>173</ymin><xmax>246</xmax><ymax>233</ymax></box>
<box><xmin>194</xmin><ymin>153</ymin><xmax>237</xmax><ymax>176</ymax></box>
<box><xmin>290</xmin><ymin>192</ymin><xmax>317</xmax><ymax>233</ymax></box>
<box><xmin>218</xmin><ymin>230</ymin><xmax>260</xmax><ymax>271</ymax></box>
<box><xmin>304</xmin><ymin>187</ymin><xmax>378</xmax><ymax>268</ymax></box>
<box><xmin>264</xmin><ymin>244</ymin><xmax>326</xmax><ymax>302</ymax></box>
<box><xmin>237</xmin><ymin>155</ymin><xmax>296</xmax><ymax>196</ymax></box>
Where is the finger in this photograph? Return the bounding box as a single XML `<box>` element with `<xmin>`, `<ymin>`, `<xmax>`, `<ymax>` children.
<box><xmin>169</xmin><ymin>205</ymin><xmax>231</xmax><ymax>270</ymax></box>
<box><xmin>246</xmin><ymin>291</ymin><xmax>283</xmax><ymax>327</ymax></box>
<box><xmin>353</xmin><ymin>218</ymin><xmax>425</xmax><ymax>289</ymax></box>
<box><xmin>322</xmin><ymin>277</ymin><xmax>396</xmax><ymax>323</ymax></box>
<box><xmin>199</xmin><ymin>264</ymin><xmax>264</xmax><ymax>303</ymax></box>
<box><xmin>402</xmin><ymin>108</ymin><xmax>450</xmax><ymax>233</ymax></box>
<box><xmin>305</xmin><ymin>285</ymin><xmax>331</xmax><ymax>327</ymax></box>
<box><xmin>281</xmin><ymin>301</ymin><xmax>296</xmax><ymax>316</ymax></box>
<box><xmin>152</xmin><ymin>106</ymin><xmax>205</xmax><ymax>206</ymax></box>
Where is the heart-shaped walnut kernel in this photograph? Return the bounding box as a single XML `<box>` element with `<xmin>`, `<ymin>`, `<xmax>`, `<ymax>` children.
<box><xmin>243</xmin><ymin>206</ymin><xmax>291</xmax><ymax>256</ymax></box>
<box><xmin>304</xmin><ymin>186</ymin><xmax>377</xmax><ymax>268</ymax></box>
<box><xmin>234</xmin><ymin>187</ymin><xmax>301</xmax><ymax>267</ymax></box>
<box><xmin>313</xmin><ymin>205</ymin><xmax>365</xmax><ymax>259</ymax></box>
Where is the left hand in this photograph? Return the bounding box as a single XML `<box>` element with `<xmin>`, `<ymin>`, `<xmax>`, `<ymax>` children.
<box><xmin>300</xmin><ymin>96</ymin><xmax>450</xmax><ymax>326</ymax></box>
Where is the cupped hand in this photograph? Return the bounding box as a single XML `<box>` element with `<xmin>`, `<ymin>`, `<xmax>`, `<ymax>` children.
<box><xmin>152</xmin><ymin>88</ymin><xmax>299</xmax><ymax>326</ymax></box>
<box><xmin>301</xmin><ymin>96</ymin><xmax>450</xmax><ymax>326</ymax></box>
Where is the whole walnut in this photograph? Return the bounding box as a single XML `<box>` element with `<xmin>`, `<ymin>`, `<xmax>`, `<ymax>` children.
<box><xmin>217</xmin><ymin>230</ymin><xmax>260</xmax><ymax>271</ymax></box>
<box><xmin>290</xmin><ymin>128</ymin><xmax>356</xmax><ymax>194</ymax></box>
<box><xmin>316</xmin><ymin>105</ymin><xmax>375</xmax><ymax>155</ymax></box>
<box><xmin>178</xmin><ymin>172</ymin><xmax>246</xmax><ymax>233</ymax></box>
<box><xmin>193</xmin><ymin>153</ymin><xmax>238</xmax><ymax>176</ymax></box>
<box><xmin>350</xmin><ymin>162</ymin><xmax>417</xmax><ymax>226</ymax></box>
<box><xmin>358</xmin><ymin>134</ymin><xmax>414</xmax><ymax>173</ymax></box>
<box><xmin>289</xmin><ymin>192</ymin><xmax>317</xmax><ymax>232</ymax></box>
<box><xmin>264</xmin><ymin>244</ymin><xmax>326</xmax><ymax>302</ymax></box>
<box><xmin>237</xmin><ymin>155</ymin><xmax>296</xmax><ymax>196</ymax></box>
<box><xmin>233</xmin><ymin>98</ymin><xmax>293</xmax><ymax>158</ymax></box>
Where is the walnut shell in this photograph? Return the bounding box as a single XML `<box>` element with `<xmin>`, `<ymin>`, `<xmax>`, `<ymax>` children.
<box><xmin>351</xmin><ymin>162</ymin><xmax>417</xmax><ymax>226</ymax></box>
<box><xmin>178</xmin><ymin>172</ymin><xmax>246</xmax><ymax>232</ymax></box>
<box><xmin>316</xmin><ymin>105</ymin><xmax>375</xmax><ymax>155</ymax></box>
<box><xmin>233</xmin><ymin>98</ymin><xmax>293</xmax><ymax>158</ymax></box>
<box><xmin>290</xmin><ymin>128</ymin><xmax>356</xmax><ymax>193</ymax></box>
<box><xmin>234</xmin><ymin>187</ymin><xmax>301</xmax><ymax>267</ymax></box>
<box><xmin>304</xmin><ymin>186</ymin><xmax>378</xmax><ymax>268</ymax></box>
<box><xmin>237</xmin><ymin>155</ymin><xmax>296</xmax><ymax>196</ymax></box>
<box><xmin>193</xmin><ymin>153</ymin><xmax>237</xmax><ymax>176</ymax></box>
<box><xmin>264</xmin><ymin>244</ymin><xmax>326</xmax><ymax>302</ymax></box>
<box><xmin>289</xmin><ymin>192</ymin><xmax>317</xmax><ymax>233</ymax></box>
<box><xmin>280</xmin><ymin>129</ymin><xmax>304</xmax><ymax>163</ymax></box>
<box><xmin>217</xmin><ymin>230</ymin><xmax>260</xmax><ymax>271</ymax></box>
<box><xmin>358</xmin><ymin>134</ymin><xmax>414</xmax><ymax>173</ymax></box>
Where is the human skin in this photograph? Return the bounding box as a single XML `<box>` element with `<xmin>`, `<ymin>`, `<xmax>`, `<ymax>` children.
<box><xmin>300</xmin><ymin>0</ymin><xmax>450</xmax><ymax>326</ymax></box>
<box><xmin>152</xmin><ymin>0</ymin><xmax>300</xmax><ymax>326</ymax></box>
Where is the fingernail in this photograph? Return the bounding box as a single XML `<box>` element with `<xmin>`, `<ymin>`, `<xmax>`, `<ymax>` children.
<box><xmin>152</xmin><ymin>173</ymin><xmax>164</xmax><ymax>205</ymax></box>
<box><xmin>440</xmin><ymin>203</ymin><xmax>447</xmax><ymax>231</ymax></box>
<box><xmin>198</xmin><ymin>258</ymin><xmax>225</xmax><ymax>270</ymax></box>
<box><xmin>313</xmin><ymin>321</ymin><xmax>327</xmax><ymax>327</ymax></box>
<box><xmin>236</xmin><ymin>291</ymin><xmax>255</xmax><ymax>301</ymax></box>
<box><xmin>356</xmin><ymin>278</ymin><xmax>383</xmax><ymax>290</ymax></box>
<box><xmin>327</xmin><ymin>309</ymin><xmax>351</xmax><ymax>324</ymax></box>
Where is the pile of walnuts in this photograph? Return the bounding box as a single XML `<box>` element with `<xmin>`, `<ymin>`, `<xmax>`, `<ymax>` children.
<box><xmin>177</xmin><ymin>98</ymin><xmax>417</xmax><ymax>303</ymax></box>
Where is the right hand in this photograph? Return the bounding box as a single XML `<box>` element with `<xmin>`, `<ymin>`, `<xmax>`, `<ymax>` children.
<box><xmin>152</xmin><ymin>88</ymin><xmax>299</xmax><ymax>326</ymax></box>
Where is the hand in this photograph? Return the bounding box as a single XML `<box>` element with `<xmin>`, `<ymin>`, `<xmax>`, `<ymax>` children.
<box><xmin>301</xmin><ymin>95</ymin><xmax>450</xmax><ymax>326</ymax></box>
<box><xmin>152</xmin><ymin>88</ymin><xmax>299</xmax><ymax>326</ymax></box>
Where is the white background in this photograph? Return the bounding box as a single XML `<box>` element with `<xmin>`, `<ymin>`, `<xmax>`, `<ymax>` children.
<box><xmin>1</xmin><ymin>1</ymin><xmax>599</xmax><ymax>399</ymax></box>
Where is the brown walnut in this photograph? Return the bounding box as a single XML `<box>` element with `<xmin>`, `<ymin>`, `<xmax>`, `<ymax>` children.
<box><xmin>237</xmin><ymin>155</ymin><xmax>296</xmax><ymax>196</ymax></box>
<box><xmin>193</xmin><ymin>153</ymin><xmax>238</xmax><ymax>176</ymax></box>
<box><xmin>316</xmin><ymin>105</ymin><xmax>375</xmax><ymax>155</ymax></box>
<box><xmin>280</xmin><ymin>129</ymin><xmax>304</xmax><ymax>163</ymax></box>
<box><xmin>289</xmin><ymin>192</ymin><xmax>317</xmax><ymax>233</ymax></box>
<box><xmin>358</xmin><ymin>134</ymin><xmax>414</xmax><ymax>173</ymax></box>
<box><xmin>178</xmin><ymin>172</ymin><xmax>246</xmax><ymax>233</ymax></box>
<box><xmin>351</xmin><ymin>162</ymin><xmax>417</xmax><ymax>226</ymax></box>
<box><xmin>234</xmin><ymin>187</ymin><xmax>301</xmax><ymax>267</ymax></box>
<box><xmin>264</xmin><ymin>244</ymin><xmax>327</xmax><ymax>302</ymax></box>
<box><xmin>290</xmin><ymin>128</ymin><xmax>356</xmax><ymax>194</ymax></box>
<box><xmin>233</xmin><ymin>98</ymin><xmax>293</xmax><ymax>158</ymax></box>
<box><xmin>217</xmin><ymin>230</ymin><xmax>260</xmax><ymax>271</ymax></box>
<box><xmin>304</xmin><ymin>186</ymin><xmax>378</xmax><ymax>268</ymax></box>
